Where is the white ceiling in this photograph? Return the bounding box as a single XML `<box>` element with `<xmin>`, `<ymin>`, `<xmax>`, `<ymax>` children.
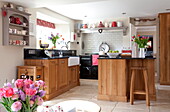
<box><xmin>1</xmin><ymin>0</ymin><xmax>170</xmax><ymax>20</ymax></box>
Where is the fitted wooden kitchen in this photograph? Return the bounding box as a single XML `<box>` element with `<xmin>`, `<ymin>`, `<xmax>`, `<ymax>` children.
<box><xmin>23</xmin><ymin>57</ymin><xmax>80</xmax><ymax>100</ymax></box>
<box><xmin>98</xmin><ymin>58</ymin><xmax>156</xmax><ymax>102</ymax></box>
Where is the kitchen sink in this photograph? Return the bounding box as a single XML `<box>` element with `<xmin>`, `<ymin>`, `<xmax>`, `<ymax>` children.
<box><xmin>68</xmin><ymin>57</ymin><xmax>80</xmax><ymax>66</ymax></box>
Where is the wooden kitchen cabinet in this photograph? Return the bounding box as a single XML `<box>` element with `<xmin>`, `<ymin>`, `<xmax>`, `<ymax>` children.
<box><xmin>68</xmin><ymin>65</ymin><xmax>80</xmax><ymax>88</ymax></box>
<box><xmin>24</xmin><ymin>58</ymin><xmax>79</xmax><ymax>100</ymax></box>
<box><xmin>159</xmin><ymin>13</ymin><xmax>170</xmax><ymax>85</ymax></box>
<box><xmin>17</xmin><ymin>66</ymin><xmax>43</xmax><ymax>81</ymax></box>
<box><xmin>48</xmin><ymin>60</ymin><xmax>58</xmax><ymax>94</ymax></box>
<box><xmin>58</xmin><ymin>59</ymin><xmax>68</xmax><ymax>89</ymax></box>
<box><xmin>98</xmin><ymin>59</ymin><xmax>156</xmax><ymax>102</ymax></box>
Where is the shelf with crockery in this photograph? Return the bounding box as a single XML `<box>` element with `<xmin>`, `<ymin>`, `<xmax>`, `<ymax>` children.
<box><xmin>80</xmin><ymin>26</ymin><xmax>128</xmax><ymax>36</ymax></box>
<box><xmin>1</xmin><ymin>7</ymin><xmax>31</xmax><ymax>46</ymax></box>
<box><xmin>9</xmin><ymin>23</ymin><xmax>29</xmax><ymax>28</ymax></box>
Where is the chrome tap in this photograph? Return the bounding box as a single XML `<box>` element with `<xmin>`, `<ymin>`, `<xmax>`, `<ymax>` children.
<box><xmin>59</xmin><ymin>51</ymin><xmax>63</xmax><ymax>57</ymax></box>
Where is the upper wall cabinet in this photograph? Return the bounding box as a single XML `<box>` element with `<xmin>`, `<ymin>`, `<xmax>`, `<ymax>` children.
<box><xmin>1</xmin><ymin>7</ymin><xmax>31</xmax><ymax>46</ymax></box>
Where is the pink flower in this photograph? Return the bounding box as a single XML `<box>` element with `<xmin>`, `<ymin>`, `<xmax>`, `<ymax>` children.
<box><xmin>19</xmin><ymin>90</ymin><xmax>26</xmax><ymax>101</ymax></box>
<box><xmin>132</xmin><ymin>36</ymin><xmax>135</xmax><ymax>39</ymax></box>
<box><xmin>0</xmin><ymin>88</ymin><xmax>4</xmax><ymax>99</ymax></box>
<box><xmin>12</xmin><ymin>94</ymin><xmax>19</xmax><ymax>100</ymax></box>
<box><xmin>3</xmin><ymin>88</ymin><xmax>14</xmax><ymax>98</ymax></box>
<box><xmin>30</xmin><ymin>100</ymin><xmax>34</xmax><ymax>107</ymax></box>
<box><xmin>25</xmin><ymin>88</ymin><xmax>37</xmax><ymax>96</ymax></box>
<box><xmin>24</xmin><ymin>79</ymin><xmax>33</xmax><ymax>89</ymax></box>
<box><xmin>37</xmin><ymin>96</ymin><xmax>43</xmax><ymax>106</ymax></box>
<box><xmin>11</xmin><ymin>101</ymin><xmax>22</xmax><ymax>111</ymax></box>
<box><xmin>14</xmin><ymin>79</ymin><xmax>24</xmax><ymax>88</ymax></box>
<box><xmin>35</xmin><ymin>80</ymin><xmax>45</xmax><ymax>88</ymax></box>
<box><xmin>4</xmin><ymin>82</ymin><xmax>12</xmax><ymax>88</ymax></box>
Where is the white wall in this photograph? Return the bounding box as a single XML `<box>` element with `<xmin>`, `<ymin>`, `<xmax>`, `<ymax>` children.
<box><xmin>0</xmin><ymin>2</ymin><xmax>24</xmax><ymax>111</ymax></box>
<box><xmin>27</xmin><ymin>8</ymin><xmax>75</xmax><ymax>49</ymax></box>
<box><xmin>0</xmin><ymin>2</ymin><xmax>24</xmax><ymax>86</ymax></box>
<box><xmin>73</xmin><ymin>17</ymin><xmax>131</xmax><ymax>54</ymax></box>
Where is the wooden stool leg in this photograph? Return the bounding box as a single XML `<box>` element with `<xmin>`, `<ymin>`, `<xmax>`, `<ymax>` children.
<box><xmin>130</xmin><ymin>70</ymin><xmax>135</xmax><ymax>105</ymax></box>
<box><xmin>143</xmin><ymin>70</ymin><xmax>150</xmax><ymax>106</ymax></box>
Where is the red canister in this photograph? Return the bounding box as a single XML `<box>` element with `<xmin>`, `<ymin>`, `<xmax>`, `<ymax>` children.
<box><xmin>112</xmin><ymin>21</ymin><xmax>117</xmax><ymax>27</ymax></box>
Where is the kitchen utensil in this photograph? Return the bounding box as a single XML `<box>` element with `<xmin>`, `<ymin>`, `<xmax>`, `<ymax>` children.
<box><xmin>99</xmin><ymin>42</ymin><xmax>110</xmax><ymax>53</ymax></box>
<box><xmin>107</xmin><ymin>53</ymin><xmax>120</xmax><ymax>58</ymax></box>
<box><xmin>40</xmin><ymin>44</ymin><xmax>49</xmax><ymax>49</ymax></box>
<box><xmin>17</xmin><ymin>6</ymin><xmax>24</xmax><ymax>11</ymax></box>
<box><xmin>12</xmin><ymin>29</ymin><xmax>17</xmax><ymax>34</ymax></box>
<box><xmin>98</xmin><ymin>21</ymin><xmax>104</xmax><ymax>27</ymax></box>
<box><xmin>21</xmin><ymin>30</ymin><xmax>27</xmax><ymax>35</ymax></box>
<box><xmin>99</xmin><ymin>51</ymin><xmax>105</xmax><ymax>55</ymax></box>
<box><xmin>117</xmin><ymin>21</ymin><xmax>123</xmax><ymax>27</ymax></box>
<box><xmin>112</xmin><ymin>21</ymin><xmax>117</xmax><ymax>27</ymax></box>
<box><xmin>105</xmin><ymin>22</ymin><xmax>108</xmax><ymax>27</ymax></box>
<box><xmin>44</xmin><ymin>50</ymin><xmax>53</xmax><ymax>58</ymax></box>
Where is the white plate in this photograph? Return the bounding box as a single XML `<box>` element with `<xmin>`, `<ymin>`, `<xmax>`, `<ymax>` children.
<box><xmin>99</xmin><ymin>42</ymin><xmax>110</xmax><ymax>53</ymax></box>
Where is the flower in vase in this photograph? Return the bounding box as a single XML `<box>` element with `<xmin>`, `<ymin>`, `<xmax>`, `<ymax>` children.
<box><xmin>39</xmin><ymin>90</ymin><xmax>46</xmax><ymax>97</ymax></box>
<box><xmin>30</xmin><ymin>100</ymin><xmax>35</xmax><ymax>107</ymax></box>
<box><xmin>19</xmin><ymin>90</ymin><xmax>26</xmax><ymax>101</ymax></box>
<box><xmin>3</xmin><ymin>87</ymin><xmax>14</xmax><ymax>98</ymax></box>
<box><xmin>0</xmin><ymin>88</ymin><xmax>4</xmax><ymax>99</ymax></box>
<box><xmin>131</xmin><ymin>35</ymin><xmax>149</xmax><ymax>48</ymax></box>
<box><xmin>12</xmin><ymin>94</ymin><xmax>19</xmax><ymax>100</ymax></box>
<box><xmin>25</xmin><ymin>88</ymin><xmax>37</xmax><ymax>96</ymax></box>
<box><xmin>48</xmin><ymin>33</ymin><xmax>61</xmax><ymax>47</ymax></box>
<box><xmin>14</xmin><ymin>79</ymin><xmax>24</xmax><ymax>89</ymax></box>
<box><xmin>37</xmin><ymin>96</ymin><xmax>44</xmax><ymax>106</ymax></box>
<box><xmin>11</xmin><ymin>101</ymin><xmax>22</xmax><ymax>111</ymax></box>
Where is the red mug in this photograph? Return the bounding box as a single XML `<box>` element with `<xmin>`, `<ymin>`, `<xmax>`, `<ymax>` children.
<box><xmin>16</xmin><ymin>40</ymin><xmax>20</xmax><ymax>45</ymax></box>
<box><xmin>112</xmin><ymin>21</ymin><xmax>117</xmax><ymax>27</ymax></box>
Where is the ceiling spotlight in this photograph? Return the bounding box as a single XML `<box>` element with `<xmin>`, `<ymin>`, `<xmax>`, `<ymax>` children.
<box><xmin>84</xmin><ymin>15</ymin><xmax>87</xmax><ymax>17</ymax></box>
<box><xmin>122</xmin><ymin>12</ymin><xmax>126</xmax><ymax>15</ymax></box>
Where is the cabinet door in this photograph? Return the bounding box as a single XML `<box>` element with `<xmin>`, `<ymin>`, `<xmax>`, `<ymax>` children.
<box><xmin>159</xmin><ymin>13</ymin><xmax>170</xmax><ymax>85</ymax></box>
<box><xmin>68</xmin><ymin>67</ymin><xmax>72</xmax><ymax>85</ymax></box>
<box><xmin>49</xmin><ymin>60</ymin><xmax>58</xmax><ymax>93</ymax></box>
<box><xmin>71</xmin><ymin>66</ymin><xmax>77</xmax><ymax>83</ymax></box>
<box><xmin>58</xmin><ymin>59</ymin><xmax>68</xmax><ymax>88</ymax></box>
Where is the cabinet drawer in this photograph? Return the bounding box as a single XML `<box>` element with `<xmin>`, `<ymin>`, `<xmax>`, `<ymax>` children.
<box><xmin>19</xmin><ymin>69</ymin><xmax>34</xmax><ymax>75</ymax></box>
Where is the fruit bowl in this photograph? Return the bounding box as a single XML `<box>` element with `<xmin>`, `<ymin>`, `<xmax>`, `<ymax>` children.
<box><xmin>107</xmin><ymin>53</ymin><xmax>120</xmax><ymax>58</ymax></box>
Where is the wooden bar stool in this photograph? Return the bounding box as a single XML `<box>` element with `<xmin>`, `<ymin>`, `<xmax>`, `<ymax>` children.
<box><xmin>130</xmin><ymin>67</ymin><xmax>150</xmax><ymax>106</ymax></box>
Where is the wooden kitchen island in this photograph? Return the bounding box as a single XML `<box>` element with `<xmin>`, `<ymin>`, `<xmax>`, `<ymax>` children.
<box><xmin>98</xmin><ymin>57</ymin><xmax>156</xmax><ymax>102</ymax></box>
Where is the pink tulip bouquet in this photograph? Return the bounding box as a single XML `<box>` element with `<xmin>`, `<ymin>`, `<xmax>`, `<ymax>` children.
<box><xmin>0</xmin><ymin>79</ymin><xmax>46</xmax><ymax>112</ymax></box>
<box><xmin>131</xmin><ymin>35</ymin><xmax>149</xmax><ymax>48</ymax></box>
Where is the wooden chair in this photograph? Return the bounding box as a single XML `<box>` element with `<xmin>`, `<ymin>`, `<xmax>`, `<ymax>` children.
<box><xmin>130</xmin><ymin>67</ymin><xmax>150</xmax><ymax>106</ymax></box>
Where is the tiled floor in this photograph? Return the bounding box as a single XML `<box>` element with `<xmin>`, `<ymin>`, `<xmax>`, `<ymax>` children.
<box><xmin>43</xmin><ymin>79</ymin><xmax>170</xmax><ymax>112</ymax></box>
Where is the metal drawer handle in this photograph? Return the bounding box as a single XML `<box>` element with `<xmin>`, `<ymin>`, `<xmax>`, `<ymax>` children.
<box><xmin>61</xmin><ymin>60</ymin><xmax>65</xmax><ymax>64</ymax></box>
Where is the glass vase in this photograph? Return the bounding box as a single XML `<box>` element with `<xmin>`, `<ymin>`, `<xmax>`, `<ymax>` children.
<box><xmin>139</xmin><ymin>48</ymin><xmax>145</xmax><ymax>58</ymax></box>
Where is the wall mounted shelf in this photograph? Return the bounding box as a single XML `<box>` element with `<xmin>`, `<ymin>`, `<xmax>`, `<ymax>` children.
<box><xmin>1</xmin><ymin>7</ymin><xmax>31</xmax><ymax>46</ymax></box>
<box><xmin>80</xmin><ymin>27</ymin><xmax>128</xmax><ymax>36</ymax></box>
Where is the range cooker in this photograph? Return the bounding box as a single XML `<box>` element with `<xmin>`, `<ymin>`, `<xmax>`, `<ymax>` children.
<box><xmin>80</xmin><ymin>53</ymin><xmax>108</xmax><ymax>79</ymax></box>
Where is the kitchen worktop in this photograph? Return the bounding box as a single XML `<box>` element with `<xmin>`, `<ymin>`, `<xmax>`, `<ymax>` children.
<box><xmin>24</xmin><ymin>56</ymin><xmax>69</xmax><ymax>60</ymax></box>
<box><xmin>98</xmin><ymin>57</ymin><xmax>156</xmax><ymax>59</ymax></box>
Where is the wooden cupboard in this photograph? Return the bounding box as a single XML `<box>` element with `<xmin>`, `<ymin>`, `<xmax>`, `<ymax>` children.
<box><xmin>17</xmin><ymin>66</ymin><xmax>43</xmax><ymax>81</ymax></box>
<box><xmin>68</xmin><ymin>65</ymin><xmax>80</xmax><ymax>88</ymax></box>
<box><xmin>98</xmin><ymin>59</ymin><xmax>156</xmax><ymax>102</ymax></box>
<box><xmin>159</xmin><ymin>13</ymin><xmax>170</xmax><ymax>85</ymax></box>
<box><xmin>24</xmin><ymin>58</ymin><xmax>80</xmax><ymax>100</ymax></box>
<box><xmin>58</xmin><ymin>59</ymin><xmax>68</xmax><ymax>89</ymax></box>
